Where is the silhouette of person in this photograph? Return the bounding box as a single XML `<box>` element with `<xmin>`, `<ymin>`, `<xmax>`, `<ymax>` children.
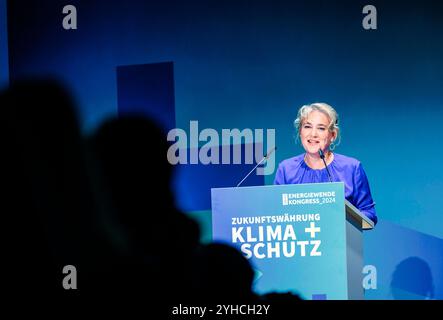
<box><xmin>88</xmin><ymin>116</ymin><xmax>201</xmax><ymax>301</ymax></box>
<box><xmin>0</xmin><ymin>79</ymin><xmax>110</xmax><ymax>298</ymax></box>
<box><xmin>189</xmin><ymin>242</ymin><xmax>258</xmax><ymax>303</ymax></box>
<box><xmin>391</xmin><ymin>256</ymin><xmax>435</xmax><ymax>300</ymax></box>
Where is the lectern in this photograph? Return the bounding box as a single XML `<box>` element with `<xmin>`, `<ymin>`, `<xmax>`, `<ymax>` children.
<box><xmin>211</xmin><ymin>182</ymin><xmax>374</xmax><ymax>300</ymax></box>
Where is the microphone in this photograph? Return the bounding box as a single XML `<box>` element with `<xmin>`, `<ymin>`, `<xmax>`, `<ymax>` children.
<box><xmin>236</xmin><ymin>146</ymin><xmax>277</xmax><ymax>187</ymax></box>
<box><xmin>318</xmin><ymin>148</ymin><xmax>333</xmax><ymax>182</ymax></box>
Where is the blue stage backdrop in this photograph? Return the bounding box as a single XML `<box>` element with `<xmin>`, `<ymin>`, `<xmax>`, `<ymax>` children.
<box><xmin>6</xmin><ymin>0</ymin><xmax>443</xmax><ymax>299</ymax></box>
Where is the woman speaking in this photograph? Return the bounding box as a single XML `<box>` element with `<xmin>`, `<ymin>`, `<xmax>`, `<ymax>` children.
<box><xmin>274</xmin><ymin>103</ymin><xmax>377</xmax><ymax>224</ymax></box>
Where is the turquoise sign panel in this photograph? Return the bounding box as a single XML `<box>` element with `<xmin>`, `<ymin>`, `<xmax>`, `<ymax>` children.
<box><xmin>212</xmin><ymin>182</ymin><xmax>347</xmax><ymax>300</ymax></box>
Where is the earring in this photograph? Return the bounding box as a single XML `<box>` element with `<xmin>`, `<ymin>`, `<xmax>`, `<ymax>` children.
<box><xmin>330</xmin><ymin>140</ymin><xmax>336</xmax><ymax>151</ymax></box>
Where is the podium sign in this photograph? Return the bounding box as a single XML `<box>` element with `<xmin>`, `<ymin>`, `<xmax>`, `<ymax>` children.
<box><xmin>211</xmin><ymin>182</ymin><xmax>367</xmax><ymax>300</ymax></box>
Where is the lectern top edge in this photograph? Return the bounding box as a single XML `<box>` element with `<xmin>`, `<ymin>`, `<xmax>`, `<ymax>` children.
<box><xmin>211</xmin><ymin>181</ymin><xmax>344</xmax><ymax>192</ymax></box>
<box><xmin>345</xmin><ymin>199</ymin><xmax>374</xmax><ymax>230</ymax></box>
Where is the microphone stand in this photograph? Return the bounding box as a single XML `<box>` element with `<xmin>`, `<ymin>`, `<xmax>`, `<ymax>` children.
<box><xmin>236</xmin><ymin>147</ymin><xmax>276</xmax><ymax>187</ymax></box>
<box><xmin>318</xmin><ymin>149</ymin><xmax>333</xmax><ymax>182</ymax></box>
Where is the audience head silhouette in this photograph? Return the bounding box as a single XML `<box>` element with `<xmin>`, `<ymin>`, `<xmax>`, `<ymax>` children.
<box><xmin>391</xmin><ymin>256</ymin><xmax>434</xmax><ymax>300</ymax></box>
<box><xmin>191</xmin><ymin>242</ymin><xmax>256</xmax><ymax>302</ymax></box>
<box><xmin>1</xmin><ymin>79</ymin><xmax>106</xmax><ymax>294</ymax></box>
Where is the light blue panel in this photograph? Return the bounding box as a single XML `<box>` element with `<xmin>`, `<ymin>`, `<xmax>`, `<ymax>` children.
<box><xmin>212</xmin><ymin>182</ymin><xmax>348</xmax><ymax>300</ymax></box>
<box><xmin>346</xmin><ymin>219</ymin><xmax>364</xmax><ymax>300</ymax></box>
<box><xmin>0</xmin><ymin>0</ymin><xmax>8</xmax><ymax>88</ymax></box>
<box><xmin>364</xmin><ymin>219</ymin><xmax>443</xmax><ymax>300</ymax></box>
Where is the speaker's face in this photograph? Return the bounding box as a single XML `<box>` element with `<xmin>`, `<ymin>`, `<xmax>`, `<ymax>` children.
<box><xmin>300</xmin><ymin>110</ymin><xmax>336</xmax><ymax>156</ymax></box>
